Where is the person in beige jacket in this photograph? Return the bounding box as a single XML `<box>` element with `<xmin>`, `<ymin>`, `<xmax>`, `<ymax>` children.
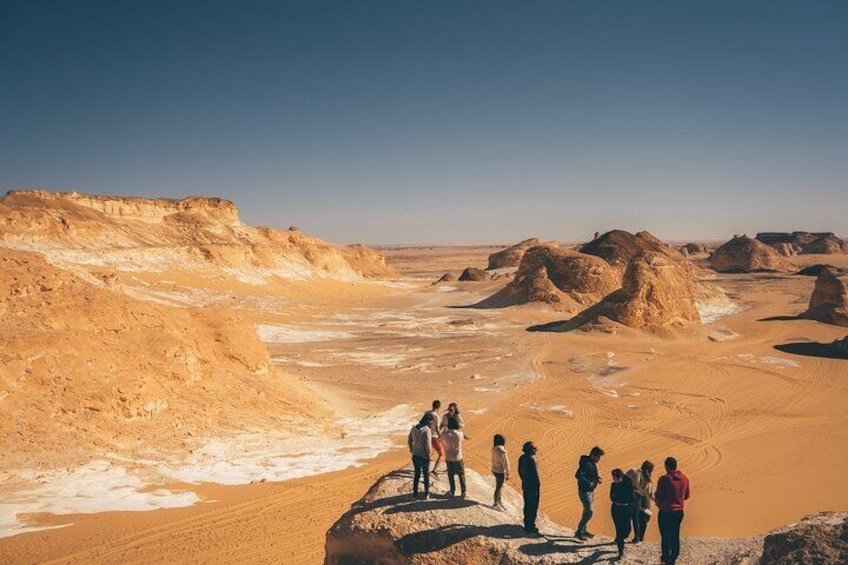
<box><xmin>491</xmin><ymin>434</ymin><xmax>510</xmax><ymax>510</ymax></box>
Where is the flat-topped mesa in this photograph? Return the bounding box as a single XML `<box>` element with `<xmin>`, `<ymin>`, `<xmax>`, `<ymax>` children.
<box><xmin>487</xmin><ymin>238</ymin><xmax>545</xmax><ymax>270</ymax></box>
<box><xmin>5</xmin><ymin>189</ymin><xmax>240</xmax><ymax>224</ymax></box>
<box><xmin>710</xmin><ymin>235</ymin><xmax>796</xmax><ymax>273</ymax></box>
<box><xmin>477</xmin><ymin>245</ymin><xmax>619</xmax><ymax>310</ymax></box>
<box><xmin>802</xmin><ymin>267</ymin><xmax>848</xmax><ymax>327</ymax></box>
<box><xmin>580</xmin><ymin>229</ymin><xmax>684</xmax><ymax>268</ymax></box>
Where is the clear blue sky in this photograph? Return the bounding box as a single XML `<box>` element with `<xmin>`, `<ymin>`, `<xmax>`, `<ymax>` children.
<box><xmin>1</xmin><ymin>1</ymin><xmax>846</xmax><ymax>244</ymax></box>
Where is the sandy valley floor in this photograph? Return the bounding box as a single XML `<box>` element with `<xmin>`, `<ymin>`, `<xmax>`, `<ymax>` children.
<box><xmin>2</xmin><ymin>249</ymin><xmax>847</xmax><ymax>564</ymax></box>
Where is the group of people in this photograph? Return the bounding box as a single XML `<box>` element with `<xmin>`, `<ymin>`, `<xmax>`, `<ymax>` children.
<box><xmin>408</xmin><ymin>401</ymin><xmax>691</xmax><ymax>565</ymax></box>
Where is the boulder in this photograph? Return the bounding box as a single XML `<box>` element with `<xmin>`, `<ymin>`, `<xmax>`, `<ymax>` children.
<box><xmin>487</xmin><ymin>238</ymin><xmax>544</xmax><ymax>270</ymax></box>
<box><xmin>458</xmin><ymin>267</ymin><xmax>491</xmax><ymax>282</ymax></box>
<box><xmin>580</xmin><ymin>230</ymin><xmax>683</xmax><ymax>268</ymax></box>
<box><xmin>476</xmin><ymin>245</ymin><xmax>619</xmax><ymax>310</ymax></box>
<box><xmin>709</xmin><ymin>236</ymin><xmax>795</xmax><ymax>273</ymax></box>
<box><xmin>759</xmin><ymin>512</ymin><xmax>848</xmax><ymax>565</ymax></box>
<box><xmin>801</xmin><ymin>268</ymin><xmax>848</xmax><ymax>327</ymax></box>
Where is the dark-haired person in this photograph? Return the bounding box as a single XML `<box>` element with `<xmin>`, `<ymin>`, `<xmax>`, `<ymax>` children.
<box><xmin>610</xmin><ymin>469</ymin><xmax>635</xmax><ymax>560</ymax></box>
<box><xmin>491</xmin><ymin>434</ymin><xmax>510</xmax><ymax>510</ymax></box>
<box><xmin>424</xmin><ymin>400</ymin><xmax>443</xmax><ymax>476</ymax></box>
<box><xmin>518</xmin><ymin>441</ymin><xmax>540</xmax><ymax>534</ymax></box>
<box><xmin>626</xmin><ymin>460</ymin><xmax>655</xmax><ymax>542</ymax></box>
<box><xmin>442</xmin><ymin>417</ymin><xmax>466</xmax><ymax>498</ymax></box>
<box><xmin>655</xmin><ymin>457</ymin><xmax>690</xmax><ymax>565</ymax></box>
<box><xmin>441</xmin><ymin>402</ymin><xmax>470</xmax><ymax>439</ymax></box>
<box><xmin>574</xmin><ymin>446</ymin><xmax>604</xmax><ymax>540</ymax></box>
<box><xmin>407</xmin><ymin>414</ymin><xmax>434</xmax><ymax>499</ymax></box>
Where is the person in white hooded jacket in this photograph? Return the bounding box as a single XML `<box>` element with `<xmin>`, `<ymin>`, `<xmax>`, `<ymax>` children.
<box><xmin>491</xmin><ymin>434</ymin><xmax>510</xmax><ymax>510</ymax></box>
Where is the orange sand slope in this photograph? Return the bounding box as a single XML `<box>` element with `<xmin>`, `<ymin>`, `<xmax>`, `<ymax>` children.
<box><xmin>1</xmin><ymin>247</ymin><xmax>847</xmax><ymax>565</ymax></box>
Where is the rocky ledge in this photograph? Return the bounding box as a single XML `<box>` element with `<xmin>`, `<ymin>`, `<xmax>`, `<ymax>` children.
<box><xmin>322</xmin><ymin>467</ymin><xmax>844</xmax><ymax>564</ymax></box>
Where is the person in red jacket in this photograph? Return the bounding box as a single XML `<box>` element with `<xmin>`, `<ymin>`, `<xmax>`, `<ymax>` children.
<box><xmin>654</xmin><ymin>457</ymin><xmax>690</xmax><ymax>565</ymax></box>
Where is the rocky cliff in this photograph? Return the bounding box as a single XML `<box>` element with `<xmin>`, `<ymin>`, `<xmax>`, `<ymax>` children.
<box><xmin>0</xmin><ymin>190</ymin><xmax>394</xmax><ymax>282</ymax></box>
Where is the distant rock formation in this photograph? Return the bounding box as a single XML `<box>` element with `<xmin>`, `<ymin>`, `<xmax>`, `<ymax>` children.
<box><xmin>580</xmin><ymin>230</ymin><xmax>683</xmax><ymax>268</ymax></box>
<box><xmin>680</xmin><ymin>243</ymin><xmax>708</xmax><ymax>255</ymax></box>
<box><xmin>458</xmin><ymin>267</ymin><xmax>491</xmax><ymax>282</ymax></box>
<box><xmin>0</xmin><ymin>190</ymin><xmax>395</xmax><ymax>282</ymax></box>
<box><xmin>710</xmin><ymin>236</ymin><xmax>795</xmax><ymax>273</ymax></box>
<box><xmin>772</xmin><ymin>242</ymin><xmax>797</xmax><ymax>257</ymax></box>
<box><xmin>434</xmin><ymin>272</ymin><xmax>457</xmax><ymax>284</ymax></box>
<box><xmin>802</xmin><ymin>268</ymin><xmax>848</xmax><ymax>327</ymax></box>
<box><xmin>487</xmin><ymin>238</ymin><xmax>543</xmax><ymax>270</ymax></box>
<box><xmin>760</xmin><ymin>513</ymin><xmax>848</xmax><ymax>565</ymax></box>
<box><xmin>551</xmin><ymin>252</ymin><xmax>701</xmax><ymax>331</ymax></box>
<box><xmin>796</xmin><ymin>264</ymin><xmax>847</xmax><ymax>277</ymax></box>
<box><xmin>0</xmin><ymin>248</ymin><xmax>323</xmax><ymax>468</ymax></box>
<box><xmin>756</xmin><ymin>231</ymin><xmax>848</xmax><ymax>255</ymax></box>
<box><xmin>476</xmin><ymin>245</ymin><xmax>618</xmax><ymax>311</ymax></box>
<box><xmin>801</xmin><ymin>233</ymin><xmax>848</xmax><ymax>255</ymax></box>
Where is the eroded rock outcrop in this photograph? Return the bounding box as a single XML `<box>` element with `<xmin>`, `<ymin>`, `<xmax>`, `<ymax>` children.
<box><xmin>434</xmin><ymin>272</ymin><xmax>457</xmax><ymax>284</ymax></box>
<box><xmin>710</xmin><ymin>236</ymin><xmax>795</xmax><ymax>273</ymax></box>
<box><xmin>459</xmin><ymin>267</ymin><xmax>491</xmax><ymax>282</ymax></box>
<box><xmin>0</xmin><ymin>190</ymin><xmax>394</xmax><ymax>282</ymax></box>
<box><xmin>0</xmin><ymin>248</ymin><xmax>323</xmax><ymax>468</ymax></box>
<box><xmin>477</xmin><ymin>245</ymin><xmax>619</xmax><ymax>311</ymax></box>
<box><xmin>680</xmin><ymin>243</ymin><xmax>708</xmax><ymax>255</ymax></box>
<box><xmin>801</xmin><ymin>234</ymin><xmax>848</xmax><ymax>255</ymax></box>
<box><xmin>756</xmin><ymin>231</ymin><xmax>847</xmax><ymax>255</ymax></box>
<box><xmin>802</xmin><ymin>268</ymin><xmax>848</xmax><ymax>327</ymax></box>
<box><xmin>580</xmin><ymin>230</ymin><xmax>683</xmax><ymax>268</ymax></box>
<box><xmin>760</xmin><ymin>512</ymin><xmax>848</xmax><ymax>565</ymax></box>
<box><xmin>553</xmin><ymin>252</ymin><xmax>701</xmax><ymax>332</ymax></box>
<box><xmin>325</xmin><ymin>466</ymin><xmax>784</xmax><ymax>564</ymax></box>
<box><xmin>487</xmin><ymin>238</ymin><xmax>544</xmax><ymax>270</ymax></box>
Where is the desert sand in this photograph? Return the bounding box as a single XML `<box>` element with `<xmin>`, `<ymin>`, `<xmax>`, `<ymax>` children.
<box><xmin>1</xmin><ymin>195</ymin><xmax>847</xmax><ymax>564</ymax></box>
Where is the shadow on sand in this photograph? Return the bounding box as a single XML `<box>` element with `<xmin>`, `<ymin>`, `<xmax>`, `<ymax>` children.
<box><xmin>774</xmin><ymin>342</ymin><xmax>848</xmax><ymax>360</ymax></box>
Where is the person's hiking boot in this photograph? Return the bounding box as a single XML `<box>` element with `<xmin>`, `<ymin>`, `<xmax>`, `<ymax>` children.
<box><xmin>576</xmin><ymin>532</ymin><xmax>591</xmax><ymax>541</ymax></box>
<box><xmin>460</xmin><ymin>491</ymin><xmax>467</xmax><ymax>499</ymax></box>
<box><xmin>582</xmin><ymin>531</ymin><xmax>596</xmax><ymax>539</ymax></box>
<box><xmin>447</xmin><ymin>490</ymin><xmax>455</xmax><ymax>497</ymax></box>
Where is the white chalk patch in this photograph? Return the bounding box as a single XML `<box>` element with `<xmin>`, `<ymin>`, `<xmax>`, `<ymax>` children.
<box><xmin>697</xmin><ymin>299</ymin><xmax>744</xmax><ymax>324</ymax></box>
<box><xmin>328</xmin><ymin>351</ymin><xmax>407</xmax><ymax>367</ymax></box>
<box><xmin>0</xmin><ymin>461</ymin><xmax>199</xmax><ymax>539</ymax></box>
<box><xmin>256</xmin><ymin>324</ymin><xmax>354</xmax><ymax>343</ymax></box>
<box><xmin>436</xmin><ymin>286</ymin><xmax>458</xmax><ymax>293</ymax></box>
<box><xmin>737</xmin><ymin>354</ymin><xmax>799</xmax><ymax>368</ymax></box>
<box><xmin>469</xmin><ymin>408</ymin><xmax>488</xmax><ymax>415</ymax></box>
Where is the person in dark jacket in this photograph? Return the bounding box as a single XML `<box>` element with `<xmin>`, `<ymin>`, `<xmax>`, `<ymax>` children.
<box><xmin>609</xmin><ymin>469</ymin><xmax>635</xmax><ymax>559</ymax></box>
<box><xmin>574</xmin><ymin>446</ymin><xmax>604</xmax><ymax>540</ymax></box>
<box><xmin>655</xmin><ymin>457</ymin><xmax>690</xmax><ymax>565</ymax></box>
<box><xmin>518</xmin><ymin>441</ymin><xmax>540</xmax><ymax>534</ymax></box>
<box><xmin>407</xmin><ymin>413</ymin><xmax>434</xmax><ymax>499</ymax></box>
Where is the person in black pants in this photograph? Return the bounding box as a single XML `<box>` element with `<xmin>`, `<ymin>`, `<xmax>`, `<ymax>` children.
<box><xmin>518</xmin><ymin>441</ymin><xmax>540</xmax><ymax>534</ymax></box>
<box><xmin>609</xmin><ymin>469</ymin><xmax>635</xmax><ymax>560</ymax></box>
<box><xmin>655</xmin><ymin>457</ymin><xmax>690</xmax><ymax>565</ymax></box>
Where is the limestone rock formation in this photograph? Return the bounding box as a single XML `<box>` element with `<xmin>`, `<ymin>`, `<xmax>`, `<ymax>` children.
<box><xmin>797</xmin><ymin>264</ymin><xmax>847</xmax><ymax>277</ymax></box>
<box><xmin>0</xmin><ymin>190</ymin><xmax>394</xmax><ymax>282</ymax></box>
<box><xmin>477</xmin><ymin>245</ymin><xmax>619</xmax><ymax>311</ymax></box>
<box><xmin>580</xmin><ymin>230</ymin><xmax>683</xmax><ymax>268</ymax></box>
<box><xmin>487</xmin><ymin>238</ymin><xmax>543</xmax><ymax>270</ymax></box>
<box><xmin>772</xmin><ymin>242</ymin><xmax>797</xmax><ymax>257</ymax></box>
<box><xmin>709</xmin><ymin>236</ymin><xmax>795</xmax><ymax>273</ymax></box>
<box><xmin>325</xmin><ymin>466</ymin><xmax>772</xmax><ymax>564</ymax></box>
<box><xmin>434</xmin><ymin>272</ymin><xmax>457</xmax><ymax>284</ymax></box>
<box><xmin>801</xmin><ymin>233</ymin><xmax>848</xmax><ymax>255</ymax></box>
<box><xmin>0</xmin><ymin>248</ymin><xmax>323</xmax><ymax>468</ymax></box>
<box><xmin>560</xmin><ymin>252</ymin><xmax>701</xmax><ymax>331</ymax></box>
<box><xmin>756</xmin><ymin>231</ymin><xmax>848</xmax><ymax>255</ymax></box>
<box><xmin>760</xmin><ymin>512</ymin><xmax>848</xmax><ymax>565</ymax></box>
<box><xmin>802</xmin><ymin>268</ymin><xmax>848</xmax><ymax>327</ymax></box>
<box><xmin>459</xmin><ymin>267</ymin><xmax>491</xmax><ymax>282</ymax></box>
<box><xmin>680</xmin><ymin>243</ymin><xmax>708</xmax><ymax>255</ymax></box>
